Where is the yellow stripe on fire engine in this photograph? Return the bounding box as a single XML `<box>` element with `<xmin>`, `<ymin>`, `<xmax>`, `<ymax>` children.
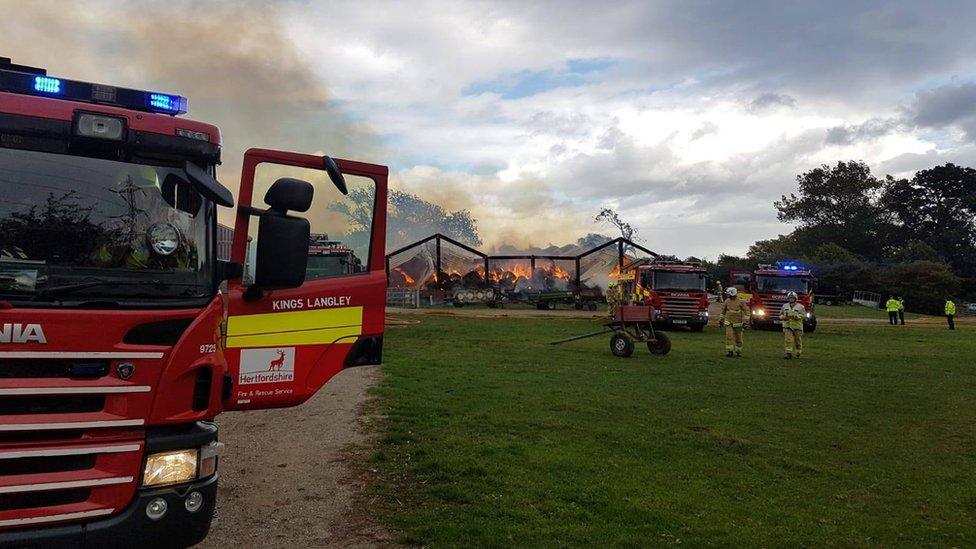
<box><xmin>226</xmin><ymin>306</ymin><xmax>363</xmax><ymax>348</ymax></box>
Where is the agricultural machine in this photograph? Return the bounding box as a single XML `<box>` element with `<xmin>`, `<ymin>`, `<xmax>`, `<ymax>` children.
<box><xmin>551</xmin><ymin>273</ymin><xmax>671</xmax><ymax>357</ymax></box>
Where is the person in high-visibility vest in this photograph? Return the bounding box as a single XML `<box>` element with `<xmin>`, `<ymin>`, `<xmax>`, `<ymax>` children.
<box><xmin>718</xmin><ymin>286</ymin><xmax>750</xmax><ymax>357</ymax></box>
<box><xmin>897</xmin><ymin>297</ymin><xmax>906</xmax><ymax>325</ymax></box>
<box><xmin>885</xmin><ymin>296</ymin><xmax>900</xmax><ymax>325</ymax></box>
<box><xmin>945</xmin><ymin>297</ymin><xmax>956</xmax><ymax>330</ymax></box>
<box><xmin>780</xmin><ymin>291</ymin><xmax>806</xmax><ymax>359</ymax></box>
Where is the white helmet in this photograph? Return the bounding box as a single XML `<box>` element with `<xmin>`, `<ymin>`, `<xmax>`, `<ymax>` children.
<box><xmin>787</xmin><ymin>291</ymin><xmax>798</xmax><ymax>301</ymax></box>
<box><xmin>725</xmin><ymin>287</ymin><xmax>738</xmax><ymax>297</ymax></box>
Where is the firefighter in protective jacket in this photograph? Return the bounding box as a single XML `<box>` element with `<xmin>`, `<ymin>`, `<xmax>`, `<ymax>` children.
<box><xmin>719</xmin><ymin>287</ymin><xmax>750</xmax><ymax>357</ymax></box>
<box><xmin>780</xmin><ymin>291</ymin><xmax>806</xmax><ymax>359</ymax></box>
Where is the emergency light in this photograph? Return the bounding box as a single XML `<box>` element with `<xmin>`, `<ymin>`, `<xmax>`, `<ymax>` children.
<box><xmin>33</xmin><ymin>76</ymin><xmax>61</xmax><ymax>94</ymax></box>
<box><xmin>1</xmin><ymin>57</ymin><xmax>188</xmax><ymax>115</ymax></box>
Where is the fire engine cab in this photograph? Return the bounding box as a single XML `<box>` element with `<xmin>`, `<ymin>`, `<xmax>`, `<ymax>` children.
<box><xmin>739</xmin><ymin>263</ymin><xmax>817</xmax><ymax>332</ymax></box>
<box><xmin>307</xmin><ymin>233</ymin><xmax>363</xmax><ymax>278</ymax></box>
<box><xmin>0</xmin><ymin>58</ymin><xmax>388</xmax><ymax>546</ymax></box>
<box><xmin>626</xmin><ymin>258</ymin><xmax>710</xmax><ymax>331</ymax></box>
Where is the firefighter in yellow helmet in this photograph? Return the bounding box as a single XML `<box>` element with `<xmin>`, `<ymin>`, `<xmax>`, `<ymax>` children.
<box><xmin>718</xmin><ymin>286</ymin><xmax>750</xmax><ymax>357</ymax></box>
<box><xmin>780</xmin><ymin>291</ymin><xmax>806</xmax><ymax>359</ymax></box>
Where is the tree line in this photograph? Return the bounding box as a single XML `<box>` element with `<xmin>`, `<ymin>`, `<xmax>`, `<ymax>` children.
<box><xmin>711</xmin><ymin>161</ymin><xmax>976</xmax><ymax>314</ymax></box>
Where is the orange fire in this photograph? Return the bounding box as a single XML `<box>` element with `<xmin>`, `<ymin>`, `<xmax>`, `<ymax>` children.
<box><xmin>549</xmin><ymin>265</ymin><xmax>571</xmax><ymax>280</ymax></box>
<box><xmin>392</xmin><ymin>267</ymin><xmax>415</xmax><ymax>285</ymax></box>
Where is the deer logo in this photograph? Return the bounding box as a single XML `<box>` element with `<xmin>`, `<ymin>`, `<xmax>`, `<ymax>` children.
<box><xmin>268</xmin><ymin>350</ymin><xmax>286</xmax><ymax>372</ymax></box>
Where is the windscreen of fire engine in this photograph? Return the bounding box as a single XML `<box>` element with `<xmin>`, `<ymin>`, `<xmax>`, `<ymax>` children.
<box><xmin>647</xmin><ymin>271</ymin><xmax>706</xmax><ymax>291</ymax></box>
<box><xmin>0</xmin><ymin>147</ymin><xmax>212</xmax><ymax>302</ymax></box>
<box><xmin>756</xmin><ymin>275</ymin><xmax>809</xmax><ymax>294</ymax></box>
<box><xmin>245</xmin><ymin>165</ymin><xmax>374</xmax><ymax>282</ymax></box>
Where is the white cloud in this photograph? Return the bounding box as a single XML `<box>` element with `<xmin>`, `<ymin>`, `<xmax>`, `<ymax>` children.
<box><xmin>6</xmin><ymin>0</ymin><xmax>976</xmax><ymax>257</ymax></box>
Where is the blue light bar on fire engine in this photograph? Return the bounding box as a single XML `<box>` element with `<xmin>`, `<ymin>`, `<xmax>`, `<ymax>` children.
<box><xmin>1</xmin><ymin>59</ymin><xmax>188</xmax><ymax>116</ymax></box>
<box><xmin>148</xmin><ymin>93</ymin><xmax>187</xmax><ymax>114</ymax></box>
<box><xmin>33</xmin><ymin>76</ymin><xmax>62</xmax><ymax>94</ymax></box>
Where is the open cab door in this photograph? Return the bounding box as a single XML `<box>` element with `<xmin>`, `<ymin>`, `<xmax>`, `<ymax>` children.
<box><xmin>223</xmin><ymin>149</ymin><xmax>387</xmax><ymax>411</ymax></box>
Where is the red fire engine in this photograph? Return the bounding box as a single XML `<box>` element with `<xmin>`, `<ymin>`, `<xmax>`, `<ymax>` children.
<box><xmin>733</xmin><ymin>263</ymin><xmax>817</xmax><ymax>332</ymax></box>
<box><xmin>0</xmin><ymin>58</ymin><xmax>388</xmax><ymax>546</ymax></box>
<box><xmin>627</xmin><ymin>259</ymin><xmax>710</xmax><ymax>331</ymax></box>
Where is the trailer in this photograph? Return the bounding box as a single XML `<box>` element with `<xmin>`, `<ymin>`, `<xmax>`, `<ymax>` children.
<box><xmin>550</xmin><ymin>305</ymin><xmax>672</xmax><ymax>357</ymax></box>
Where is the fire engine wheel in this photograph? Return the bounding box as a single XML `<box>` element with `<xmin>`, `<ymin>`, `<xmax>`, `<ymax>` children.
<box><xmin>610</xmin><ymin>333</ymin><xmax>635</xmax><ymax>357</ymax></box>
<box><xmin>647</xmin><ymin>332</ymin><xmax>672</xmax><ymax>355</ymax></box>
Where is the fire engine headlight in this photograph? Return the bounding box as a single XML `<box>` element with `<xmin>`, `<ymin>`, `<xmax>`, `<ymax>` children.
<box><xmin>142</xmin><ymin>449</ymin><xmax>198</xmax><ymax>487</ymax></box>
<box><xmin>146</xmin><ymin>222</ymin><xmax>182</xmax><ymax>256</ymax></box>
<box><xmin>754</xmin><ymin>309</ymin><xmax>766</xmax><ymax>317</ymax></box>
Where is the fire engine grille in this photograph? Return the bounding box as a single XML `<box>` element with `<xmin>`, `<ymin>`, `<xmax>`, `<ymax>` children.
<box><xmin>763</xmin><ymin>297</ymin><xmax>789</xmax><ymax>315</ymax></box>
<box><xmin>0</xmin><ymin>359</ymin><xmax>109</xmax><ymax>379</ymax></box>
<box><xmin>0</xmin><ymin>490</ymin><xmax>90</xmax><ymax>513</ymax></box>
<box><xmin>0</xmin><ymin>431</ymin><xmax>85</xmax><ymax>444</ymax></box>
<box><xmin>0</xmin><ymin>395</ymin><xmax>105</xmax><ymax>416</ymax></box>
<box><xmin>0</xmin><ymin>355</ymin><xmax>154</xmax><ymax>530</ymax></box>
<box><xmin>659</xmin><ymin>295</ymin><xmax>703</xmax><ymax>318</ymax></box>
<box><xmin>3</xmin><ymin>454</ymin><xmax>97</xmax><ymax>476</ymax></box>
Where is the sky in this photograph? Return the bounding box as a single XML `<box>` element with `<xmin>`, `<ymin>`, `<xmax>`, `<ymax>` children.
<box><xmin>3</xmin><ymin>0</ymin><xmax>976</xmax><ymax>258</ymax></box>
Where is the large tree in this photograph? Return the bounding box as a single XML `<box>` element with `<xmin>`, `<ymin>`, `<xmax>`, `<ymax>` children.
<box><xmin>882</xmin><ymin>163</ymin><xmax>976</xmax><ymax>274</ymax></box>
<box><xmin>775</xmin><ymin>161</ymin><xmax>892</xmax><ymax>260</ymax></box>
<box><xmin>331</xmin><ymin>188</ymin><xmax>482</xmax><ymax>250</ymax></box>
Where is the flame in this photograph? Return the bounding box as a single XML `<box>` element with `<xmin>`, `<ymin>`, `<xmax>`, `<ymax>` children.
<box><xmin>608</xmin><ymin>265</ymin><xmax>621</xmax><ymax>279</ymax></box>
<box><xmin>392</xmin><ymin>261</ymin><xmax>584</xmax><ymax>289</ymax></box>
<box><xmin>391</xmin><ymin>267</ymin><xmax>415</xmax><ymax>286</ymax></box>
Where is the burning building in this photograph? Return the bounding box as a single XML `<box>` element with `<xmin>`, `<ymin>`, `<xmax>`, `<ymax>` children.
<box><xmin>386</xmin><ymin>234</ymin><xmax>656</xmax><ymax>306</ymax></box>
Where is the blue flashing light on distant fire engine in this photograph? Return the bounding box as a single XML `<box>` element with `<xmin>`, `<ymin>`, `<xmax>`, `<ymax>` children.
<box><xmin>33</xmin><ymin>76</ymin><xmax>61</xmax><ymax>94</ymax></box>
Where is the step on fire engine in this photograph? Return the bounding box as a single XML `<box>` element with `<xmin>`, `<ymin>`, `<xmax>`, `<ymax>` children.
<box><xmin>731</xmin><ymin>263</ymin><xmax>817</xmax><ymax>332</ymax></box>
<box><xmin>0</xmin><ymin>58</ymin><xmax>388</xmax><ymax>547</ymax></box>
<box><xmin>624</xmin><ymin>257</ymin><xmax>710</xmax><ymax>331</ymax></box>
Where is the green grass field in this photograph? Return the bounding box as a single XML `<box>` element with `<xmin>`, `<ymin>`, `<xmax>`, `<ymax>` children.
<box><xmin>373</xmin><ymin>316</ymin><xmax>975</xmax><ymax>547</ymax></box>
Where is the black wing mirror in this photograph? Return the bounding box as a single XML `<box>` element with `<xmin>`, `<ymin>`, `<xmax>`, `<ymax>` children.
<box><xmin>251</xmin><ymin>178</ymin><xmax>313</xmax><ymax>291</ymax></box>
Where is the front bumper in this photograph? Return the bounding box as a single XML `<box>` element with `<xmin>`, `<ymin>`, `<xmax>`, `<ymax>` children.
<box><xmin>653</xmin><ymin>316</ymin><xmax>708</xmax><ymax>329</ymax></box>
<box><xmin>0</xmin><ymin>474</ymin><xmax>218</xmax><ymax>549</ymax></box>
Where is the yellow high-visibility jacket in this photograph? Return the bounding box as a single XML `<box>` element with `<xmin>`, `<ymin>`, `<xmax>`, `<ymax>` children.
<box><xmin>885</xmin><ymin>299</ymin><xmax>901</xmax><ymax>312</ymax></box>
<box><xmin>719</xmin><ymin>298</ymin><xmax>750</xmax><ymax>327</ymax></box>
<box><xmin>780</xmin><ymin>302</ymin><xmax>806</xmax><ymax>330</ymax></box>
<box><xmin>946</xmin><ymin>300</ymin><xmax>956</xmax><ymax>315</ymax></box>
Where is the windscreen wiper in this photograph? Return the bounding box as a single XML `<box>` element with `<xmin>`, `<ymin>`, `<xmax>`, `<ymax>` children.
<box><xmin>30</xmin><ymin>278</ymin><xmax>124</xmax><ymax>301</ymax></box>
<box><xmin>30</xmin><ymin>278</ymin><xmax>210</xmax><ymax>302</ymax></box>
